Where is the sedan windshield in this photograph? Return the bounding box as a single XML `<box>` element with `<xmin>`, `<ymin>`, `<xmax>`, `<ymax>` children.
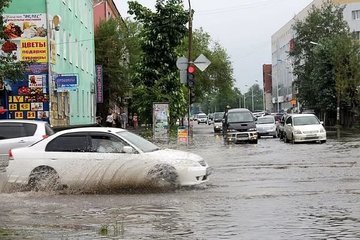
<box><xmin>293</xmin><ymin>116</ymin><xmax>320</xmax><ymax>126</ymax></box>
<box><xmin>116</xmin><ymin>131</ymin><xmax>160</xmax><ymax>153</ymax></box>
<box><xmin>228</xmin><ymin>112</ymin><xmax>253</xmax><ymax>123</ymax></box>
<box><xmin>257</xmin><ymin>117</ymin><xmax>275</xmax><ymax>124</ymax></box>
<box><xmin>214</xmin><ymin>112</ymin><xmax>224</xmax><ymax>121</ymax></box>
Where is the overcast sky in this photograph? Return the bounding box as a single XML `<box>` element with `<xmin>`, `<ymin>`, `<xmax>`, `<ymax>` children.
<box><xmin>113</xmin><ymin>0</ymin><xmax>314</xmax><ymax>93</ymax></box>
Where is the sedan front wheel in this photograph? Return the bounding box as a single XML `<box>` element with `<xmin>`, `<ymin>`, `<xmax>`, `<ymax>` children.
<box><xmin>147</xmin><ymin>164</ymin><xmax>179</xmax><ymax>188</ymax></box>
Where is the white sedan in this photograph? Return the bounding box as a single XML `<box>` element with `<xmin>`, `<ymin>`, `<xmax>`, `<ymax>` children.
<box><xmin>283</xmin><ymin>114</ymin><xmax>327</xmax><ymax>144</ymax></box>
<box><xmin>6</xmin><ymin>127</ymin><xmax>211</xmax><ymax>191</ymax></box>
<box><xmin>256</xmin><ymin>115</ymin><xmax>277</xmax><ymax>138</ymax></box>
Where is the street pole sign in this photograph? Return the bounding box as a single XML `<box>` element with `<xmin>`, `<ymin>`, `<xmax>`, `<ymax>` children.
<box><xmin>176</xmin><ymin>56</ymin><xmax>188</xmax><ymax>70</ymax></box>
<box><xmin>194</xmin><ymin>54</ymin><xmax>211</xmax><ymax>71</ymax></box>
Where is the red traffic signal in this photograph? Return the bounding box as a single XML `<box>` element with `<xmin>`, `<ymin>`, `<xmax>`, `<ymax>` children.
<box><xmin>187</xmin><ymin>64</ymin><xmax>196</xmax><ymax>74</ymax></box>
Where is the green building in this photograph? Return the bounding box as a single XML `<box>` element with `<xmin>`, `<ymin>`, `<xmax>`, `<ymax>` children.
<box><xmin>0</xmin><ymin>0</ymin><xmax>96</xmax><ymax>128</ymax></box>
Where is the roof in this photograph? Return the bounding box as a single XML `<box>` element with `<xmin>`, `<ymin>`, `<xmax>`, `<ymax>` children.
<box><xmin>55</xmin><ymin>127</ymin><xmax>127</xmax><ymax>134</ymax></box>
<box><xmin>0</xmin><ymin>119</ymin><xmax>49</xmax><ymax>124</ymax></box>
<box><xmin>227</xmin><ymin>108</ymin><xmax>251</xmax><ymax>113</ymax></box>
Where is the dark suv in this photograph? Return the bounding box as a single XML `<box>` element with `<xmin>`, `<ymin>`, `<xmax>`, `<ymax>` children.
<box><xmin>222</xmin><ymin>108</ymin><xmax>258</xmax><ymax>144</ymax></box>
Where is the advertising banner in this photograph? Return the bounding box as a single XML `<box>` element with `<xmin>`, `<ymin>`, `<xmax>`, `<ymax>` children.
<box><xmin>55</xmin><ymin>75</ymin><xmax>78</xmax><ymax>92</ymax></box>
<box><xmin>96</xmin><ymin>65</ymin><xmax>103</xmax><ymax>103</ymax></box>
<box><xmin>153</xmin><ymin>103</ymin><xmax>169</xmax><ymax>141</ymax></box>
<box><xmin>0</xmin><ymin>14</ymin><xmax>50</xmax><ymax>121</ymax></box>
<box><xmin>1</xmin><ymin>14</ymin><xmax>47</xmax><ymax>62</ymax></box>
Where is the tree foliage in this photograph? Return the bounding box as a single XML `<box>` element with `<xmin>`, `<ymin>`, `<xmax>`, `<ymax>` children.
<box><xmin>94</xmin><ymin>18</ymin><xmax>141</xmax><ymax>118</ymax></box>
<box><xmin>128</xmin><ymin>0</ymin><xmax>189</xmax><ymax>125</ymax></box>
<box><xmin>290</xmin><ymin>0</ymin><xmax>360</xmax><ymax>125</ymax></box>
<box><xmin>177</xmin><ymin>28</ymin><xmax>236</xmax><ymax>113</ymax></box>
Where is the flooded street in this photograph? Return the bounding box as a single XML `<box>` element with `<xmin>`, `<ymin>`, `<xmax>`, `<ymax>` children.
<box><xmin>1</xmin><ymin>124</ymin><xmax>360</xmax><ymax>239</ymax></box>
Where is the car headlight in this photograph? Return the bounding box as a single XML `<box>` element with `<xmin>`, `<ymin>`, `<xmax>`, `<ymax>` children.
<box><xmin>320</xmin><ymin>128</ymin><xmax>326</xmax><ymax>133</ymax></box>
<box><xmin>228</xmin><ymin>128</ymin><xmax>237</xmax><ymax>132</ymax></box>
<box><xmin>293</xmin><ymin>129</ymin><xmax>302</xmax><ymax>134</ymax></box>
<box><xmin>248</xmin><ymin>128</ymin><xmax>256</xmax><ymax>131</ymax></box>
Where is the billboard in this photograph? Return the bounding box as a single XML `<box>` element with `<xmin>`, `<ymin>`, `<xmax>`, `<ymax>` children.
<box><xmin>153</xmin><ymin>103</ymin><xmax>169</xmax><ymax>141</ymax></box>
<box><xmin>96</xmin><ymin>65</ymin><xmax>103</xmax><ymax>103</ymax></box>
<box><xmin>1</xmin><ymin>13</ymin><xmax>48</xmax><ymax>63</ymax></box>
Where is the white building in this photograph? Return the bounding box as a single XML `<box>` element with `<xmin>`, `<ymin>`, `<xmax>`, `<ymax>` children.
<box><xmin>271</xmin><ymin>0</ymin><xmax>360</xmax><ymax>113</ymax></box>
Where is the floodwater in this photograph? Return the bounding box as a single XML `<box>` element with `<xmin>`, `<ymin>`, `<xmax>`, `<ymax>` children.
<box><xmin>0</xmin><ymin>124</ymin><xmax>360</xmax><ymax>239</ymax></box>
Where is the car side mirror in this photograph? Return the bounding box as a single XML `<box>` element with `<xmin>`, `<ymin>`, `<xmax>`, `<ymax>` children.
<box><xmin>123</xmin><ymin>146</ymin><xmax>134</xmax><ymax>153</ymax></box>
<box><xmin>320</xmin><ymin>121</ymin><xmax>324</xmax><ymax>125</ymax></box>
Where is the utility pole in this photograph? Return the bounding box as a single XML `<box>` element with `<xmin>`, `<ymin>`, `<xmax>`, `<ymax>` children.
<box><xmin>187</xmin><ymin>0</ymin><xmax>193</xmax><ymax>142</ymax></box>
<box><xmin>251</xmin><ymin>87</ymin><xmax>254</xmax><ymax>112</ymax></box>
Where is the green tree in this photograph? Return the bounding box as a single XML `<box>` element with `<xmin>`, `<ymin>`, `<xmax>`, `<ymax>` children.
<box><xmin>290</xmin><ymin>0</ymin><xmax>360</xmax><ymax>126</ymax></box>
<box><xmin>94</xmin><ymin>18</ymin><xmax>140</xmax><ymax>118</ymax></box>
<box><xmin>0</xmin><ymin>0</ymin><xmax>29</xmax><ymax>84</ymax></box>
<box><xmin>178</xmin><ymin>29</ymin><xmax>235</xmax><ymax>111</ymax></box>
<box><xmin>128</xmin><ymin>0</ymin><xmax>189</xmax><ymax>126</ymax></box>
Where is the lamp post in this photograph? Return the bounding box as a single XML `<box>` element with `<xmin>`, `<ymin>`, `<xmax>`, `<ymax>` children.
<box><xmin>277</xmin><ymin>87</ymin><xmax>281</xmax><ymax>113</ymax></box>
<box><xmin>243</xmin><ymin>94</ymin><xmax>246</xmax><ymax>108</ymax></box>
<box><xmin>251</xmin><ymin>87</ymin><xmax>254</xmax><ymax>111</ymax></box>
<box><xmin>244</xmin><ymin>84</ymin><xmax>248</xmax><ymax>108</ymax></box>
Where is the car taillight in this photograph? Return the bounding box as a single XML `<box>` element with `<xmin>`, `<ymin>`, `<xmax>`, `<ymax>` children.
<box><xmin>42</xmin><ymin>135</ymin><xmax>48</xmax><ymax>139</ymax></box>
<box><xmin>8</xmin><ymin>149</ymin><xmax>14</xmax><ymax>160</ymax></box>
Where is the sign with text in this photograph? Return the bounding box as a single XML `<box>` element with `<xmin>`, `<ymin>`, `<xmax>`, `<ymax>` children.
<box><xmin>55</xmin><ymin>75</ymin><xmax>78</xmax><ymax>92</ymax></box>
<box><xmin>1</xmin><ymin>14</ymin><xmax>47</xmax><ymax>63</ymax></box>
<box><xmin>96</xmin><ymin>65</ymin><xmax>103</xmax><ymax>103</ymax></box>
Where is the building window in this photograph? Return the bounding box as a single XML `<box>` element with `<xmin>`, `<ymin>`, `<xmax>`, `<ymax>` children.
<box><xmin>353</xmin><ymin>31</ymin><xmax>360</xmax><ymax>40</ymax></box>
<box><xmin>82</xmin><ymin>90</ymin><xmax>85</xmax><ymax>117</ymax></box>
<box><xmin>55</xmin><ymin>30</ymin><xmax>60</xmax><ymax>56</ymax></box>
<box><xmin>76</xmin><ymin>90</ymin><xmax>79</xmax><ymax>115</ymax></box>
<box><xmin>75</xmin><ymin>39</ymin><xmax>79</xmax><ymax>67</ymax></box>
<box><xmin>81</xmin><ymin>44</ymin><xmax>84</xmax><ymax>70</ymax></box>
<box><xmin>69</xmin><ymin>34</ymin><xmax>73</xmax><ymax>64</ymax></box>
<box><xmin>63</xmin><ymin>29</ymin><xmax>67</xmax><ymax>59</ymax></box>
<box><xmin>352</xmin><ymin>10</ymin><xmax>360</xmax><ymax>20</ymax></box>
<box><xmin>85</xmin><ymin>48</ymin><xmax>89</xmax><ymax>72</ymax></box>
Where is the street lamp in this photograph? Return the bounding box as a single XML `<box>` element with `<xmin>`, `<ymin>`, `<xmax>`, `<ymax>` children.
<box><xmin>244</xmin><ymin>84</ymin><xmax>248</xmax><ymax>108</ymax></box>
<box><xmin>277</xmin><ymin>87</ymin><xmax>281</xmax><ymax>113</ymax></box>
<box><xmin>243</xmin><ymin>94</ymin><xmax>246</xmax><ymax>108</ymax></box>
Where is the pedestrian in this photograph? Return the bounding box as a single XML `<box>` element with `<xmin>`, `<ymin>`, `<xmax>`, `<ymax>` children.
<box><xmin>133</xmin><ymin>113</ymin><xmax>138</xmax><ymax>129</ymax></box>
<box><xmin>96</xmin><ymin>116</ymin><xmax>102</xmax><ymax>126</ymax></box>
<box><xmin>106</xmin><ymin>112</ymin><xmax>114</xmax><ymax>127</ymax></box>
<box><xmin>121</xmin><ymin>111</ymin><xmax>127</xmax><ymax>129</ymax></box>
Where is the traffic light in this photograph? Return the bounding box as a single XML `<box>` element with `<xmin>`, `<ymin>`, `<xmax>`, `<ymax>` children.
<box><xmin>187</xmin><ymin>64</ymin><xmax>196</xmax><ymax>88</ymax></box>
<box><xmin>190</xmin><ymin>87</ymin><xmax>196</xmax><ymax>104</ymax></box>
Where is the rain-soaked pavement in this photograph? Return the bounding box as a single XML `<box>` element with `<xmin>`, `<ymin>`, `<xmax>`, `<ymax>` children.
<box><xmin>0</xmin><ymin>124</ymin><xmax>360</xmax><ymax>239</ymax></box>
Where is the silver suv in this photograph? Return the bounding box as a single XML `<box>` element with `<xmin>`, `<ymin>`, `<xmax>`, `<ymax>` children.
<box><xmin>0</xmin><ymin>120</ymin><xmax>54</xmax><ymax>172</ymax></box>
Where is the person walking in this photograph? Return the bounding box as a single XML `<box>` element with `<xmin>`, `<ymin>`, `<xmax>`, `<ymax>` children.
<box><xmin>121</xmin><ymin>111</ymin><xmax>127</xmax><ymax>129</ymax></box>
<box><xmin>133</xmin><ymin>113</ymin><xmax>138</xmax><ymax>129</ymax></box>
<box><xmin>106</xmin><ymin>112</ymin><xmax>114</xmax><ymax>127</ymax></box>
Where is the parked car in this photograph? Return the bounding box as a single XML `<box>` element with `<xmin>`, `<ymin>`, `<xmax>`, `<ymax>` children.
<box><xmin>222</xmin><ymin>108</ymin><xmax>258</xmax><ymax>144</ymax></box>
<box><xmin>256</xmin><ymin>115</ymin><xmax>277</xmax><ymax>138</ymax></box>
<box><xmin>283</xmin><ymin>114</ymin><xmax>326</xmax><ymax>144</ymax></box>
<box><xmin>197</xmin><ymin>113</ymin><xmax>208</xmax><ymax>124</ymax></box>
<box><xmin>0</xmin><ymin>120</ymin><xmax>54</xmax><ymax>172</ymax></box>
<box><xmin>6</xmin><ymin>127</ymin><xmax>211</xmax><ymax>191</ymax></box>
<box><xmin>213</xmin><ymin>111</ymin><xmax>225</xmax><ymax>133</ymax></box>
